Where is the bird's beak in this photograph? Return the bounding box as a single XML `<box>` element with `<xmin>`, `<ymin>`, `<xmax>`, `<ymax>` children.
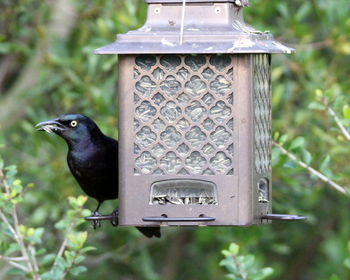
<box><xmin>35</xmin><ymin>118</ymin><xmax>65</xmax><ymax>134</ymax></box>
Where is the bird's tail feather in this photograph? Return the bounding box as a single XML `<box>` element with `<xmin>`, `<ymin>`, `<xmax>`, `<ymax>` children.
<box><xmin>136</xmin><ymin>227</ymin><xmax>161</xmax><ymax>238</ymax></box>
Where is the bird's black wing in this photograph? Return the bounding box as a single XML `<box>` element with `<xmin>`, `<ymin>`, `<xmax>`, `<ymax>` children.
<box><xmin>67</xmin><ymin>134</ymin><xmax>118</xmax><ymax>202</ymax></box>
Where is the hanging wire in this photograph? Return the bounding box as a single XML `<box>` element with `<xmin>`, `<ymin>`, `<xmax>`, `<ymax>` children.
<box><xmin>179</xmin><ymin>0</ymin><xmax>186</xmax><ymax>45</ymax></box>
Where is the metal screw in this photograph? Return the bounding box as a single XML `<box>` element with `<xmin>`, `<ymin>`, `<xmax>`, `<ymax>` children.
<box><xmin>154</xmin><ymin>7</ymin><xmax>160</xmax><ymax>14</ymax></box>
<box><xmin>214</xmin><ymin>7</ymin><xmax>221</xmax><ymax>14</ymax></box>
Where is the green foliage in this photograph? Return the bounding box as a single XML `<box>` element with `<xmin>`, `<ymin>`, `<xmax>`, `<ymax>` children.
<box><xmin>0</xmin><ymin>155</ymin><xmax>94</xmax><ymax>279</ymax></box>
<box><xmin>220</xmin><ymin>243</ymin><xmax>273</xmax><ymax>280</ymax></box>
<box><xmin>345</xmin><ymin>242</ymin><xmax>350</xmax><ymax>270</ymax></box>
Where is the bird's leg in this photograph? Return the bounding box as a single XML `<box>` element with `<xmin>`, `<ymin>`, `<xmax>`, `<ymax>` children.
<box><xmin>91</xmin><ymin>201</ymin><xmax>103</xmax><ymax>229</ymax></box>
<box><xmin>110</xmin><ymin>209</ymin><xmax>119</xmax><ymax>227</ymax></box>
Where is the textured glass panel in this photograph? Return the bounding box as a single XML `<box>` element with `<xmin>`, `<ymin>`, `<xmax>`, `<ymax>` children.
<box><xmin>202</xmin><ymin>143</ymin><xmax>215</xmax><ymax>156</ymax></box>
<box><xmin>160</xmin><ymin>55</ymin><xmax>181</xmax><ymax>71</ymax></box>
<box><xmin>160</xmin><ymin>75</ymin><xmax>181</xmax><ymax>97</ymax></box>
<box><xmin>227</xmin><ymin>144</ymin><xmax>234</xmax><ymax>156</ymax></box>
<box><xmin>185</xmin><ymin>152</ymin><xmax>206</xmax><ymax>174</ymax></box>
<box><xmin>136</xmin><ymin>126</ymin><xmax>156</xmax><ymax>148</ymax></box>
<box><xmin>227</xmin><ymin>118</ymin><xmax>234</xmax><ymax>130</ymax></box>
<box><xmin>177</xmin><ymin>118</ymin><xmax>190</xmax><ymax>131</ymax></box>
<box><xmin>151</xmin><ymin>144</ymin><xmax>165</xmax><ymax>157</ymax></box>
<box><xmin>134</xmin><ymin>93</ymin><xmax>141</xmax><ymax>104</ymax></box>
<box><xmin>134</xmin><ymin>144</ymin><xmax>140</xmax><ymax>155</ymax></box>
<box><xmin>176</xmin><ymin>93</ymin><xmax>190</xmax><ymax>105</ymax></box>
<box><xmin>202</xmin><ymin>67</ymin><xmax>215</xmax><ymax>80</ymax></box>
<box><xmin>185</xmin><ymin>55</ymin><xmax>206</xmax><ymax>71</ymax></box>
<box><xmin>135</xmin><ymin>152</ymin><xmax>157</xmax><ymax>174</ymax></box>
<box><xmin>202</xmin><ymin>168</ymin><xmax>215</xmax><ymax>175</ymax></box>
<box><xmin>210</xmin><ymin>75</ymin><xmax>231</xmax><ymax>96</ymax></box>
<box><xmin>135</xmin><ymin>101</ymin><xmax>157</xmax><ymax>122</ymax></box>
<box><xmin>136</xmin><ymin>55</ymin><xmax>156</xmax><ymax>70</ymax></box>
<box><xmin>185</xmin><ymin>76</ymin><xmax>206</xmax><ymax>97</ymax></box>
<box><xmin>185</xmin><ymin>126</ymin><xmax>207</xmax><ymax>148</ymax></box>
<box><xmin>210</xmin><ymin>54</ymin><xmax>231</xmax><ymax>71</ymax></box>
<box><xmin>153</xmin><ymin>168</ymin><xmax>165</xmax><ymax>175</ymax></box>
<box><xmin>210</xmin><ymin>101</ymin><xmax>231</xmax><ymax>122</ymax></box>
<box><xmin>152</xmin><ymin>93</ymin><xmax>165</xmax><ymax>106</ymax></box>
<box><xmin>133</xmin><ymin>54</ymin><xmax>235</xmax><ymax>176</ymax></box>
<box><xmin>160</xmin><ymin>101</ymin><xmax>182</xmax><ymax>123</ymax></box>
<box><xmin>202</xmin><ymin>93</ymin><xmax>215</xmax><ymax>106</ymax></box>
<box><xmin>136</xmin><ymin>76</ymin><xmax>156</xmax><ymax>97</ymax></box>
<box><xmin>177</xmin><ymin>68</ymin><xmax>190</xmax><ymax>81</ymax></box>
<box><xmin>210</xmin><ymin>126</ymin><xmax>232</xmax><ymax>148</ymax></box>
<box><xmin>134</xmin><ymin>69</ymin><xmax>140</xmax><ymax>79</ymax></box>
<box><xmin>210</xmin><ymin>152</ymin><xmax>231</xmax><ymax>173</ymax></box>
<box><xmin>160</xmin><ymin>126</ymin><xmax>181</xmax><ymax>148</ymax></box>
<box><xmin>185</xmin><ymin>101</ymin><xmax>207</xmax><ymax>122</ymax></box>
<box><xmin>227</xmin><ymin>93</ymin><xmax>233</xmax><ymax>105</ymax></box>
<box><xmin>202</xmin><ymin>118</ymin><xmax>215</xmax><ymax>131</ymax></box>
<box><xmin>152</xmin><ymin>118</ymin><xmax>165</xmax><ymax>131</ymax></box>
<box><xmin>177</xmin><ymin>143</ymin><xmax>190</xmax><ymax>156</ymax></box>
<box><xmin>227</xmin><ymin>67</ymin><xmax>233</xmax><ymax>81</ymax></box>
<box><xmin>152</xmin><ymin>67</ymin><xmax>165</xmax><ymax>80</ymax></box>
<box><xmin>134</xmin><ymin>119</ymin><xmax>140</xmax><ymax>130</ymax></box>
<box><xmin>160</xmin><ymin>152</ymin><xmax>182</xmax><ymax>174</ymax></box>
<box><xmin>254</xmin><ymin>54</ymin><xmax>272</xmax><ymax>174</ymax></box>
<box><xmin>177</xmin><ymin>168</ymin><xmax>189</xmax><ymax>175</ymax></box>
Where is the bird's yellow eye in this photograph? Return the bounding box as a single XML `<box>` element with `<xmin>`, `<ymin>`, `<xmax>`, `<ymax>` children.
<box><xmin>70</xmin><ymin>120</ymin><xmax>78</xmax><ymax>127</ymax></box>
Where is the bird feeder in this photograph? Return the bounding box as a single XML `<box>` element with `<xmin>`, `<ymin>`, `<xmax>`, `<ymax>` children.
<box><xmin>95</xmin><ymin>0</ymin><xmax>304</xmax><ymax>227</ymax></box>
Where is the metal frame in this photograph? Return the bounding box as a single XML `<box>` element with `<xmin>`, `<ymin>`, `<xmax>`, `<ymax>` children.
<box><xmin>93</xmin><ymin>0</ymin><xmax>305</xmax><ymax>227</ymax></box>
<box><xmin>118</xmin><ymin>53</ymin><xmax>273</xmax><ymax>226</ymax></box>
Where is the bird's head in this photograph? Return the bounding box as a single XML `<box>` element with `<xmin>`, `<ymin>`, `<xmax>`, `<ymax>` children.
<box><xmin>36</xmin><ymin>114</ymin><xmax>101</xmax><ymax>145</ymax></box>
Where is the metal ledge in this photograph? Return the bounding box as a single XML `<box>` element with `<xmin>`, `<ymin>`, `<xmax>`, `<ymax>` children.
<box><xmin>85</xmin><ymin>214</ymin><xmax>117</xmax><ymax>221</ymax></box>
<box><xmin>143</xmin><ymin>215</ymin><xmax>215</xmax><ymax>222</ymax></box>
<box><xmin>261</xmin><ymin>214</ymin><xmax>306</xmax><ymax>221</ymax></box>
<box><xmin>145</xmin><ymin>0</ymin><xmax>245</xmax><ymax>3</ymax></box>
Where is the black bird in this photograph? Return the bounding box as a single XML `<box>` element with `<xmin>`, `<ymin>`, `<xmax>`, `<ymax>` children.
<box><xmin>36</xmin><ymin>114</ymin><xmax>160</xmax><ymax>238</ymax></box>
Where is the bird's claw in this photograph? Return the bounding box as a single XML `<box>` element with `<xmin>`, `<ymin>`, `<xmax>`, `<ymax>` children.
<box><xmin>111</xmin><ymin>209</ymin><xmax>119</xmax><ymax>227</ymax></box>
<box><xmin>91</xmin><ymin>211</ymin><xmax>102</xmax><ymax>229</ymax></box>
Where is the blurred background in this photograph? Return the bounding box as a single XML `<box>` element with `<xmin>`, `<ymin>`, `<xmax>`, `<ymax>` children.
<box><xmin>0</xmin><ymin>0</ymin><xmax>350</xmax><ymax>279</ymax></box>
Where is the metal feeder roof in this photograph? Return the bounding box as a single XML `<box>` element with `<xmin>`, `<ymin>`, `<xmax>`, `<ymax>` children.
<box><xmin>95</xmin><ymin>0</ymin><xmax>294</xmax><ymax>55</ymax></box>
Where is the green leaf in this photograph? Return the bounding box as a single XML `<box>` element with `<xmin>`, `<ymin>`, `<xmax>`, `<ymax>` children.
<box><xmin>74</xmin><ymin>255</ymin><xmax>85</xmax><ymax>264</ymax></box>
<box><xmin>4</xmin><ymin>243</ymin><xmax>20</xmax><ymax>256</ymax></box>
<box><xmin>7</xmin><ymin>268</ymin><xmax>26</xmax><ymax>276</ymax></box>
<box><xmin>344</xmin><ymin>258</ymin><xmax>350</xmax><ymax>269</ymax></box>
<box><xmin>315</xmin><ymin>89</ymin><xmax>323</xmax><ymax>97</ymax></box>
<box><xmin>309</xmin><ymin>102</ymin><xmax>325</xmax><ymax>110</ymax></box>
<box><xmin>320</xmin><ymin>155</ymin><xmax>331</xmax><ymax>174</ymax></box>
<box><xmin>343</xmin><ymin>105</ymin><xmax>350</xmax><ymax>120</ymax></box>
<box><xmin>70</xmin><ymin>266</ymin><xmax>87</xmax><ymax>276</ymax></box>
<box><xmin>272</xmin><ymin>148</ymin><xmax>281</xmax><ymax>162</ymax></box>
<box><xmin>290</xmin><ymin>137</ymin><xmax>305</xmax><ymax>150</ymax></box>
<box><xmin>302</xmin><ymin>149</ymin><xmax>312</xmax><ymax>165</ymax></box>
<box><xmin>228</xmin><ymin>243</ymin><xmax>239</xmax><ymax>256</ymax></box>
<box><xmin>283</xmin><ymin>161</ymin><xmax>297</xmax><ymax>169</ymax></box>
<box><xmin>77</xmin><ymin>195</ymin><xmax>88</xmax><ymax>207</ymax></box>
<box><xmin>279</xmin><ymin>134</ymin><xmax>288</xmax><ymax>144</ymax></box>
<box><xmin>80</xmin><ymin>246</ymin><xmax>96</xmax><ymax>254</ymax></box>
<box><xmin>55</xmin><ymin>256</ymin><xmax>68</xmax><ymax>270</ymax></box>
<box><xmin>251</xmin><ymin>267</ymin><xmax>274</xmax><ymax>280</ymax></box>
<box><xmin>40</xmin><ymin>254</ymin><xmax>56</xmax><ymax>266</ymax></box>
<box><xmin>5</xmin><ymin>165</ymin><xmax>17</xmax><ymax>178</ymax></box>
